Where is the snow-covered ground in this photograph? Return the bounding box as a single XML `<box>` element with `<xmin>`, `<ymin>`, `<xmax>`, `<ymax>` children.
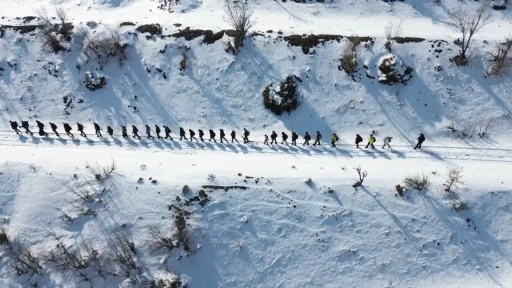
<box><xmin>2</xmin><ymin>0</ymin><xmax>512</xmax><ymax>287</ymax></box>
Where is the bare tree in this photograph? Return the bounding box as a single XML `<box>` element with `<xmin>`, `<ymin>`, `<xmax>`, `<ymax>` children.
<box><xmin>84</xmin><ymin>26</ymin><xmax>127</xmax><ymax>66</ymax></box>
<box><xmin>488</xmin><ymin>38</ymin><xmax>512</xmax><ymax>76</ymax></box>
<box><xmin>148</xmin><ymin>226</ymin><xmax>176</xmax><ymax>251</ymax></box>
<box><xmin>352</xmin><ymin>165</ymin><xmax>368</xmax><ymax>190</ymax></box>
<box><xmin>448</xmin><ymin>0</ymin><xmax>492</xmax><ymax>65</ymax></box>
<box><xmin>224</xmin><ymin>0</ymin><xmax>255</xmax><ymax>51</ymax></box>
<box><xmin>384</xmin><ymin>21</ymin><xmax>402</xmax><ymax>52</ymax></box>
<box><xmin>444</xmin><ymin>166</ymin><xmax>464</xmax><ymax>193</ymax></box>
<box><xmin>340</xmin><ymin>41</ymin><xmax>358</xmax><ymax>75</ymax></box>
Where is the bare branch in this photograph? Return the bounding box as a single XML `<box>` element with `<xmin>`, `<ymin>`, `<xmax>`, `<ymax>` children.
<box><xmin>224</xmin><ymin>0</ymin><xmax>255</xmax><ymax>51</ymax></box>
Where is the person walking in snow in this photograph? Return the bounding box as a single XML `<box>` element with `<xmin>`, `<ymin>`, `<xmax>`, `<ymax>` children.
<box><xmin>291</xmin><ymin>132</ymin><xmax>298</xmax><ymax>146</ymax></box>
<box><xmin>231</xmin><ymin>130</ymin><xmax>239</xmax><ymax>143</ymax></box>
<box><xmin>132</xmin><ymin>125</ymin><xmax>141</xmax><ymax>139</ymax></box>
<box><xmin>198</xmin><ymin>129</ymin><xmax>205</xmax><ymax>142</ymax></box>
<box><xmin>22</xmin><ymin>121</ymin><xmax>33</xmax><ymax>135</ymax></box>
<box><xmin>313</xmin><ymin>131</ymin><xmax>322</xmax><ymax>146</ymax></box>
<box><xmin>155</xmin><ymin>125</ymin><xmax>162</xmax><ymax>139</ymax></box>
<box><xmin>10</xmin><ymin>121</ymin><xmax>21</xmax><ymax>134</ymax></box>
<box><xmin>331</xmin><ymin>133</ymin><xmax>339</xmax><ymax>147</ymax></box>
<box><xmin>121</xmin><ymin>125</ymin><xmax>128</xmax><ymax>139</ymax></box>
<box><xmin>107</xmin><ymin>126</ymin><xmax>114</xmax><ymax>137</ymax></box>
<box><xmin>145</xmin><ymin>125</ymin><xmax>154</xmax><ymax>139</ymax></box>
<box><xmin>189</xmin><ymin>129</ymin><xmax>198</xmax><ymax>141</ymax></box>
<box><xmin>355</xmin><ymin>134</ymin><xmax>363</xmax><ymax>148</ymax></box>
<box><xmin>219</xmin><ymin>129</ymin><xmax>228</xmax><ymax>143</ymax></box>
<box><xmin>365</xmin><ymin>134</ymin><xmax>376</xmax><ymax>149</ymax></box>
<box><xmin>50</xmin><ymin>122</ymin><xmax>59</xmax><ymax>137</ymax></box>
<box><xmin>163</xmin><ymin>125</ymin><xmax>173</xmax><ymax>140</ymax></box>
<box><xmin>36</xmin><ymin>121</ymin><xmax>48</xmax><ymax>137</ymax></box>
<box><xmin>382</xmin><ymin>136</ymin><xmax>392</xmax><ymax>149</ymax></box>
<box><xmin>264</xmin><ymin>134</ymin><xmax>269</xmax><ymax>145</ymax></box>
<box><xmin>179</xmin><ymin>127</ymin><xmax>187</xmax><ymax>141</ymax></box>
<box><xmin>94</xmin><ymin>122</ymin><xmax>102</xmax><ymax>138</ymax></box>
<box><xmin>281</xmin><ymin>132</ymin><xmax>289</xmax><ymax>145</ymax></box>
<box><xmin>414</xmin><ymin>133</ymin><xmax>425</xmax><ymax>150</ymax></box>
<box><xmin>270</xmin><ymin>131</ymin><xmax>278</xmax><ymax>145</ymax></box>
<box><xmin>209</xmin><ymin>129</ymin><xmax>216</xmax><ymax>142</ymax></box>
<box><xmin>243</xmin><ymin>128</ymin><xmax>250</xmax><ymax>144</ymax></box>
<box><xmin>303</xmin><ymin>131</ymin><xmax>311</xmax><ymax>146</ymax></box>
<box><xmin>77</xmin><ymin>123</ymin><xmax>86</xmax><ymax>137</ymax></box>
<box><xmin>64</xmin><ymin>123</ymin><xmax>74</xmax><ymax>137</ymax></box>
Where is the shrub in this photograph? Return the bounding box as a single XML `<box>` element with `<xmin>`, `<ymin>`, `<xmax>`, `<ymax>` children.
<box><xmin>149</xmin><ymin>226</ymin><xmax>176</xmax><ymax>251</ymax></box>
<box><xmin>182</xmin><ymin>185</ymin><xmax>190</xmax><ymax>195</ymax></box>
<box><xmin>263</xmin><ymin>75</ymin><xmax>301</xmax><ymax>116</ymax></box>
<box><xmin>172</xmin><ymin>207</ymin><xmax>191</xmax><ymax>252</ymax></box>
<box><xmin>444</xmin><ymin>166</ymin><xmax>464</xmax><ymax>193</ymax></box>
<box><xmin>352</xmin><ymin>165</ymin><xmax>367</xmax><ymax>190</ymax></box>
<box><xmin>395</xmin><ymin>184</ymin><xmax>405</xmax><ymax>196</ymax></box>
<box><xmin>452</xmin><ymin>200</ymin><xmax>469</xmax><ymax>212</ymax></box>
<box><xmin>83</xmin><ymin>26</ymin><xmax>127</xmax><ymax>66</ymax></box>
<box><xmin>86</xmin><ymin>159</ymin><xmax>116</xmax><ymax>181</ymax></box>
<box><xmin>404</xmin><ymin>173</ymin><xmax>430</xmax><ymax>191</ymax></box>
<box><xmin>377</xmin><ymin>55</ymin><xmax>413</xmax><ymax>85</ymax></box>
<box><xmin>488</xmin><ymin>38</ymin><xmax>512</xmax><ymax>76</ymax></box>
<box><xmin>84</xmin><ymin>72</ymin><xmax>107</xmax><ymax>91</ymax></box>
<box><xmin>179</xmin><ymin>52</ymin><xmax>188</xmax><ymax>71</ymax></box>
<box><xmin>0</xmin><ymin>227</ymin><xmax>9</xmax><ymax>246</ymax></box>
<box><xmin>305</xmin><ymin>178</ymin><xmax>313</xmax><ymax>186</ymax></box>
<box><xmin>339</xmin><ymin>42</ymin><xmax>358</xmax><ymax>76</ymax></box>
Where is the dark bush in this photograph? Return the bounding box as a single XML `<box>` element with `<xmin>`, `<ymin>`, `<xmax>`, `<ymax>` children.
<box><xmin>263</xmin><ymin>75</ymin><xmax>301</xmax><ymax>116</ymax></box>
<box><xmin>284</xmin><ymin>34</ymin><xmax>342</xmax><ymax>54</ymax></box>
<box><xmin>136</xmin><ymin>24</ymin><xmax>162</xmax><ymax>36</ymax></box>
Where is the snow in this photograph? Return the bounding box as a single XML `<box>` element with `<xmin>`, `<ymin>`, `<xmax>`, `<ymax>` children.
<box><xmin>2</xmin><ymin>0</ymin><xmax>512</xmax><ymax>287</ymax></box>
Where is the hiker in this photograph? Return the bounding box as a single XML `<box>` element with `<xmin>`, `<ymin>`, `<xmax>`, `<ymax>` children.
<box><xmin>155</xmin><ymin>125</ymin><xmax>162</xmax><ymax>139</ymax></box>
<box><xmin>303</xmin><ymin>132</ymin><xmax>311</xmax><ymax>146</ymax></box>
<box><xmin>50</xmin><ymin>122</ymin><xmax>59</xmax><ymax>137</ymax></box>
<box><xmin>189</xmin><ymin>129</ymin><xmax>198</xmax><ymax>141</ymax></box>
<box><xmin>77</xmin><ymin>123</ymin><xmax>86</xmax><ymax>137</ymax></box>
<box><xmin>64</xmin><ymin>123</ymin><xmax>74</xmax><ymax>137</ymax></box>
<box><xmin>365</xmin><ymin>134</ymin><xmax>376</xmax><ymax>149</ymax></box>
<box><xmin>94</xmin><ymin>122</ymin><xmax>102</xmax><ymax>137</ymax></box>
<box><xmin>36</xmin><ymin>121</ymin><xmax>48</xmax><ymax>137</ymax></box>
<box><xmin>313</xmin><ymin>131</ymin><xmax>322</xmax><ymax>146</ymax></box>
<box><xmin>22</xmin><ymin>121</ymin><xmax>33</xmax><ymax>135</ymax></box>
<box><xmin>264</xmin><ymin>134</ymin><xmax>269</xmax><ymax>145</ymax></box>
<box><xmin>270</xmin><ymin>131</ymin><xmax>278</xmax><ymax>145</ymax></box>
<box><xmin>355</xmin><ymin>134</ymin><xmax>363</xmax><ymax>148</ymax></box>
<box><xmin>10</xmin><ymin>121</ymin><xmax>21</xmax><ymax>134</ymax></box>
<box><xmin>382</xmin><ymin>136</ymin><xmax>392</xmax><ymax>149</ymax></box>
<box><xmin>121</xmin><ymin>126</ymin><xmax>128</xmax><ymax>139</ymax></box>
<box><xmin>209</xmin><ymin>129</ymin><xmax>216</xmax><ymax>142</ymax></box>
<box><xmin>198</xmin><ymin>129</ymin><xmax>205</xmax><ymax>142</ymax></box>
<box><xmin>231</xmin><ymin>130</ymin><xmax>239</xmax><ymax>143</ymax></box>
<box><xmin>291</xmin><ymin>132</ymin><xmax>298</xmax><ymax>146</ymax></box>
<box><xmin>132</xmin><ymin>125</ymin><xmax>141</xmax><ymax>139</ymax></box>
<box><xmin>281</xmin><ymin>132</ymin><xmax>289</xmax><ymax>145</ymax></box>
<box><xmin>179</xmin><ymin>127</ymin><xmax>187</xmax><ymax>141</ymax></box>
<box><xmin>106</xmin><ymin>126</ymin><xmax>114</xmax><ymax>137</ymax></box>
<box><xmin>331</xmin><ymin>133</ymin><xmax>339</xmax><ymax>147</ymax></box>
<box><xmin>145</xmin><ymin>125</ymin><xmax>154</xmax><ymax>139</ymax></box>
<box><xmin>414</xmin><ymin>133</ymin><xmax>425</xmax><ymax>150</ymax></box>
<box><xmin>163</xmin><ymin>125</ymin><xmax>173</xmax><ymax>140</ymax></box>
<box><xmin>219</xmin><ymin>129</ymin><xmax>228</xmax><ymax>143</ymax></box>
<box><xmin>243</xmin><ymin>128</ymin><xmax>250</xmax><ymax>144</ymax></box>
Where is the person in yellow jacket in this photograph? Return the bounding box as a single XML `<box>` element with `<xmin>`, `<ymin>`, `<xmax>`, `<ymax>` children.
<box><xmin>331</xmin><ymin>133</ymin><xmax>339</xmax><ymax>147</ymax></box>
<box><xmin>365</xmin><ymin>134</ymin><xmax>376</xmax><ymax>149</ymax></box>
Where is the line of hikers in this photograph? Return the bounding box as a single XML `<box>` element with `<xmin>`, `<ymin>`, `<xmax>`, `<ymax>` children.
<box><xmin>8</xmin><ymin>121</ymin><xmax>426</xmax><ymax>150</ymax></box>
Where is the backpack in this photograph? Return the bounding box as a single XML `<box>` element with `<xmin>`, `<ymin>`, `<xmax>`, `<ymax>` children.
<box><xmin>334</xmin><ymin>135</ymin><xmax>339</xmax><ymax>141</ymax></box>
<box><xmin>246</xmin><ymin>131</ymin><xmax>250</xmax><ymax>136</ymax></box>
<box><xmin>388</xmin><ymin>137</ymin><xmax>392</xmax><ymax>142</ymax></box>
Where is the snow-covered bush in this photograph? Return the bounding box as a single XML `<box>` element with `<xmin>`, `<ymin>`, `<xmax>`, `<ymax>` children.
<box><xmin>404</xmin><ymin>173</ymin><xmax>430</xmax><ymax>192</ymax></box>
<box><xmin>444</xmin><ymin>166</ymin><xmax>464</xmax><ymax>193</ymax></box>
<box><xmin>84</xmin><ymin>72</ymin><xmax>107</xmax><ymax>91</ymax></box>
<box><xmin>377</xmin><ymin>54</ymin><xmax>413</xmax><ymax>85</ymax></box>
<box><xmin>262</xmin><ymin>75</ymin><xmax>301</xmax><ymax>116</ymax></box>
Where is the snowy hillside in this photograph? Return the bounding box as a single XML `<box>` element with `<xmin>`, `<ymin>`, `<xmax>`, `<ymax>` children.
<box><xmin>2</xmin><ymin>0</ymin><xmax>512</xmax><ymax>287</ymax></box>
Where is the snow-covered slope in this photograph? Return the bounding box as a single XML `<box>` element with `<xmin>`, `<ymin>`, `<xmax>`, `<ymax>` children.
<box><xmin>2</xmin><ymin>0</ymin><xmax>512</xmax><ymax>287</ymax></box>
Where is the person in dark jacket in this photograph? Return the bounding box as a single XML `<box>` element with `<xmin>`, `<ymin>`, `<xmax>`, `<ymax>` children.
<box><xmin>231</xmin><ymin>130</ymin><xmax>239</xmax><ymax>143</ymax></box>
<box><xmin>198</xmin><ymin>129</ymin><xmax>205</xmax><ymax>142</ymax></box>
<box><xmin>179</xmin><ymin>127</ymin><xmax>187</xmax><ymax>141</ymax></box>
<box><xmin>219</xmin><ymin>129</ymin><xmax>228</xmax><ymax>143</ymax></box>
<box><xmin>270</xmin><ymin>131</ymin><xmax>278</xmax><ymax>145</ymax></box>
<box><xmin>77</xmin><ymin>123</ymin><xmax>86</xmax><ymax>137</ymax></box>
<box><xmin>146</xmin><ymin>125</ymin><xmax>154</xmax><ymax>139</ymax></box>
<box><xmin>121</xmin><ymin>125</ymin><xmax>128</xmax><ymax>139</ymax></box>
<box><xmin>189</xmin><ymin>129</ymin><xmax>198</xmax><ymax>141</ymax></box>
<box><xmin>64</xmin><ymin>123</ymin><xmax>74</xmax><ymax>137</ymax></box>
<box><xmin>132</xmin><ymin>125</ymin><xmax>141</xmax><ymax>139</ymax></box>
<box><xmin>94</xmin><ymin>122</ymin><xmax>102</xmax><ymax>137</ymax></box>
<box><xmin>107</xmin><ymin>126</ymin><xmax>114</xmax><ymax>137</ymax></box>
<box><xmin>303</xmin><ymin>132</ymin><xmax>311</xmax><ymax>146</ymax></box>
<box><xmin>264</xmin><ymin>134</ymin><xmax>269</xmax><ymax>145</ymax></box>
<box><xmin>281</xmin><ymin>132</ymin><xmax>289</xmax><ymax>145</ymax></box>
<box><xmin>291</xmin><ymin>132</ymin><xmax>298</xmax><ymax>146</ymax></box>
<box><xmin>10</xmin><ymin>121</ymin><xmax>21</xmax><ymax>134</ymax></box>
<box><xmin>36</xmin><ymin>121</ymin><xmax>48</xmax><ymax>136</ymax></box>
<box><xmin>22</xmin><ymin>121</ymin><xmax>33</xmax><ymax>135</ymax></box>
<box><xmin>355</xmin><ymin>134</ymin><xmax>363</xmax><ymax>148</ymax></box>
<box><xmin>50</xmin><ymin>122</ymin><xmax>59</xmax><ymax>137</ymax></box>
<box><xmin>313</xmin><ymin>131</ymin><xmax>322</xmax><ymax>146</ymax></box>
<box><xmin>155</xmin><ymin>125</ymin><xmax>162</xmax><ymax>139</ymax></box>
<box><xmin>331</xmin><ymin>133</ymin><xmax>339</xmax><ymax>147</ymax></box>
<box><xmin>243</xmin><ymin>128</ymin><xmax>250</xmax><ymax>144</ymax></box>
<box><xmin>209</xmin><ymin>129</ymin><xmax>216</xmax><ymax>142</ymax></box>
<box><xmin>163</xmin><ymin>125</ymin><xmax>172</xmax><ymax>140</ymax></box>
<box><xmin>414</xmin><ymin>133</ymin><xmax>426</xmax><ymax>150</ymax></box>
